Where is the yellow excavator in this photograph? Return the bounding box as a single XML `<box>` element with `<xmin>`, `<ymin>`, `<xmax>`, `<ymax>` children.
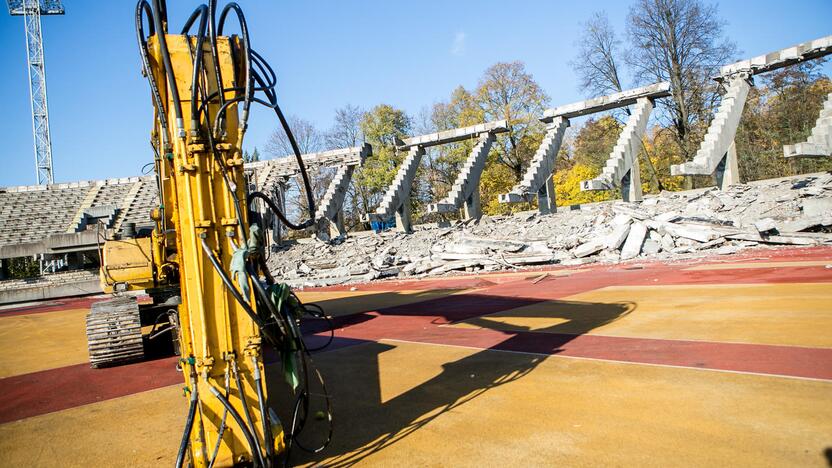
<box><xmin>85</xmin><ymin>1</ymin><xmax>332</xmax><ymax>466</ymax></box>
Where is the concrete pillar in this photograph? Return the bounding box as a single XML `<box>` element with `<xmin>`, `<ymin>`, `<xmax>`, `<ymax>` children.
<box><xmin>462</xmin><ymin>188</ymin><xmax>481</xmax><ymax>220</ymax></box>
<box><xmin>716</xmin><ymin>140</ymin><xmax>740</xmax><ymax>190</ymax></box>
<box><xmin>621</xmin><ymin>157</ymin><xmax>643</xmax><ymax>203</ymax></box>
<box><xmin>537</xmin><ymin>174</ymin><xmax>557</xmax><ymax>214</ymax></box>
<box><xmin>395</xmin><ymin>199</ymin><xmax>412</xmax><ymax>233</ymax></box>
<box><xmin>271</xmin><ymin>181</ymin><xmax>287</xmax><ymax>245</ymax></box>
<box><xmin>316</xmin><ymin>210</ymin><xmax>347</xmax><ymax>241</ymax></box>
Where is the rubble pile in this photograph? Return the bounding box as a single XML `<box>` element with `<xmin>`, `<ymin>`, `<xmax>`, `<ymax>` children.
<box><xmin>267</xmin><ymin>173</ymin><xmax>832</xmax><ymax>287</ymax></box>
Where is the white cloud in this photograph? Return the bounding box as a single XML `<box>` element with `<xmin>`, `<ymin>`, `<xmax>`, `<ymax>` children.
<box><xmin>451</xmin><ymin>32</ymin><xmax>466</xmax><ymax>56</ymax></box>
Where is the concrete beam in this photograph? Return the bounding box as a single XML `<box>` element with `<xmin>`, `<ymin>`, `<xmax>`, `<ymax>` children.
<box><xmin>0</xmin><ymin>230</ymin><xmax>100</xmax><ymax>260</ymax></box>
<box><xmin>719</xmin><ymin>35</ymin><xmax>832</xmax><ymax>80</ymax></box>
<box><xmin>397</xmin><ymin>120</ymin><xmax>508</xmax><ymax>149</ymax></box>
<box><xmin>246</xmin><ymin>145</ymin><xmax>370</xmax><ymax>183</ymax></box>
<box><xmin>542</xmin><ymin>82</ymin><xmax>670</xmax><ymax>122</ymax></box>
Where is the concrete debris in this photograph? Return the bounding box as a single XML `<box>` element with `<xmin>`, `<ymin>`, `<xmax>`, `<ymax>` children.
<box><xmin>268</xmin><ymin>173</ymin><xmax>832</xmax><ymax>287</ymax></box>
<box><xmin>621</xmin><ymin>222</ymin><xmax>648</xmax><ymax>260</ymax></box>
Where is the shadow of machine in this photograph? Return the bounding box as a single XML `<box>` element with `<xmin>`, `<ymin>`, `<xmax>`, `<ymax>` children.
<box><xmin>266</xmin><ymin>289</ymin><xmax>634</xmax><ymax>466</ymax></box>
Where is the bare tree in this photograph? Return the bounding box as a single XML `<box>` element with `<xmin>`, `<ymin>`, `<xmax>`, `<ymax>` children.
<box><xmin>265</xmin><ymin>115</ymin><xmax>324</xmax><ymax>157</ymax></box>
<box><xmin>626</xmin><ymin>0</ymin><xmax>737</xmax><ymax>159</ymax></box>
<box><xmin>572</xmin><ymin>12</ymin><xmax>627</xmax><ymax>97</ymax></box>
<box><xmin>264</xmin><ymin>116</ymin><xmax>327</xmax><ymax>228</ymax></box>
<box><xmin>571</xmin><ymin>12</ymin><xmax>665</xmax><ymax>191</ymax></box>
<box><xmin>325</xmin><ymin>104</ymin><xmax>364</xmax><ymax>150</ymax></box>
<box><xmin>324</xmin><ymin>104</ymin><xmax>366</xmax><ymax>228</ymax></box>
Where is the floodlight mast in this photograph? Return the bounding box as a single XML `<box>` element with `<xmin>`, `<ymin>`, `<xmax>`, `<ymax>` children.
<box><xmin>7</xmin><ymin>0</ymin><xmax>64</xmax><ymax>185</ymax></box>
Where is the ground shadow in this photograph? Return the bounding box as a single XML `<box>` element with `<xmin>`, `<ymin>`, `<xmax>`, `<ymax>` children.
<box><xmin>266</xmin><ymin>289</ymin><xmax>634</xmax><ymax>466</ymax></box>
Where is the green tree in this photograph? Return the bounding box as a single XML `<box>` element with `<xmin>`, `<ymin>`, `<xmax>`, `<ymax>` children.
<box><xmin>572</xmin><ymin>116</ymin><xmax>622</xmax><ymax>171</ymax></box>
<box><xmin>475</xmin><ymin>62</ymin><xmax>550</xmax><ymax>181</ymax></box>
<box><xmin>736</xmin><ymin>60</ymin><xmax>832</xmax><ymax>181</ymax></box>
<box><xmin>354</xmin><ymin>104</ymin><xmax>412</xmax><ymax>216</ymax></box>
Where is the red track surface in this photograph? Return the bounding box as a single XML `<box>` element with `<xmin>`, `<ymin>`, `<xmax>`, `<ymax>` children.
<box><xmin>1</xmin><ymin>246</ymin><xmax>830</xmax><ymax>424</ymax></box>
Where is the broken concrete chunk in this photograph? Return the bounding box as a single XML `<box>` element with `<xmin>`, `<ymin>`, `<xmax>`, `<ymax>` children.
<box><xmin>802</xmin><ymin>198</ymin><xmax>832</xmax><ymax>217</ymax></box>
<box><xmin>612</xmin><ymin>214</ymin><xmax>633</xmax><ymax>226</ymax></box>
<box><xmin>753</xmin><ymin>218</ymin><xmax>777</xmax><ymax>234</ymax></box>
<box><xmin>641</xmin><ymin>239</ymin><xmax>661</xmax><ymax>255</ymax></box>
<box><xmin>661</xmin><ymin>233</ymin><xmax>675</xmax><ymax>251</ymax></box>
<box><xmin>574</xmin><ymin>240</ymin><xmax>605</xmax><ymax>258</ymax></box>
<box><xmin>621</xmin><ymin>222</ymin><xmax>648</xmax><ymax>260</ymax></box>
<box><xmin>604</xmin><ymin>223</ymin><xmax>632</xmax><ymax>250</ymax></box>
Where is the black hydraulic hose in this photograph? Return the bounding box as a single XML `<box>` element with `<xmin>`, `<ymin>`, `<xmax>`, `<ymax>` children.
<box><xmin>287</xmin><ymin>366</ymin><xmax>333</xmax><ymax>456</ymax></box>
<box><xmin>212</xmin><ymin>96</ymin><xmax>276</xmax><ymax>136</ymax></box>
<box><xmin>208</xmin><ymin>385</ymin><xmax>263</xmax><ymax>468</ymax></box>
<box><xmin>175</xmin><ymin>384</ymin><xmax>199</xmax><ymax>468</ymax></box>
<box><xmin>151</xmin><ymin>0</ymin><xmax>184</xmax><ymax>138</ymax></box>
<box><xmin>248</xmin><ymin>191</ymin><xmax>313</xmax><ymax>232</ymax></box>
<box><xmin>251</xmin><ymin>355</ymin><xmax>275</xmax><ymax>463</ymax></box>
<box><xmin>135</xmin><ymin>0</ymin><xmax>170</xmax><ymax>148</ymax></box>
<box><xmin>207</xmin><ymin>0</ymin><xmax>225</xmax><ymax>111</ymax></box>
<box><xmin>203</xmin><ymin>114</ymin><xmax>249</xmax><ymax>247</ymax></box>
<box><xmin>200</xmin><ymin>238</ymin><xmax>279</xmax><ymax>345</ymax></box>
<box><xmin>251</xmin><ymin>70</ymin><xmax>316</xmax><ymax>223</ymax></box>
<box><xmin>233</xmin><ymin>359</ymin><xmax>266</xmax><ymax>468</ymax></box>
<box><xmin>181</xmin><ymin>5</ymin><xmax>209</xmax><ymax>135</ymax></box>
<box><xmin>207</xmin><ymin>368</ymin><xmax>231</xmax><ymax>468</ymax></box>
<box><xmin>245</xmin><ymin>262</ymin><xmax>291</xmax><ymax>338</ymax></box>
<box><xmin>251</xmin><ymin>49</ymin><xmax>276</xmax><ymax>88</ymax></box>
<box><xmin>217</xmin><ymin>2</ymin><xmax>253</xmax><ymax>132</ymax></box>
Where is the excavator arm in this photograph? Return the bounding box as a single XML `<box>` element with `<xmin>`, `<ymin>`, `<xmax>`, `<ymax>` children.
<box><xmin>89</xmin><ymin>1</ymin><xmax>333</xmax><ymax>466</ymax></box>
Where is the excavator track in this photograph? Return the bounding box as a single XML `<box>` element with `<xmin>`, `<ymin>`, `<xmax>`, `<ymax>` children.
<box><xmin>86</xmin><ymin>297</ymin><xmax>145</xmax><ymax>368</ymax></box>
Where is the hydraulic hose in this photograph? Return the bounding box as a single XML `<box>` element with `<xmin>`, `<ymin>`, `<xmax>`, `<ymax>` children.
<box><xmin>233</xmin><ymin>359</ymin><xmax>266</xmax><ymax>468</ymax></box>
<box><xmin>175</xmin><ymin>383</ymin><xmax>199</xmax><ymax>468</ymax></box>
<box><xmin>207</xmin><ymin>0</ymin><xmax>225</xmax><ymax>110</ymax></box>
<box><xmin>251</xmin><ymin>354</ymin><xmax>275</xmax><ymax>462</ymax></box>
<box><xmin>150</xmin><ymin>0</ymin><xmax>185</xmax><ymax>138</ymax></box>
<box><xmin>200</xmin><ymin>238</ymin><xmax>279</xmax><ymax>345</ymax></box>
<box><xmin>207</xmin><ymin>367</ymin><xmax>231</xmax><ymax>468</ymax></box>
<box><xmin>250</xmin><ymin>70</ymin><xmax>316</xmax><ymax>225</ymax></box>
<box><xmin>248</xmin><ymin>190</ymin><xmax>314</xmax><ymax>232</ymax></box>
<box><xmin>208</xmin><ymin>384</ymin><xmax>263</xmax><ymax>468</ymax></box>
<box><xmin>181</xmin><ymin>5</ymin><xmax>210</xmax><ymax>135</ymax></box>
<box><xmin>135</xmin><ymin>0</ymin><xmax>170</xmax><ymax>148</ymax></box>
<box><xmin>217</xmin><ymin>2</ymin><xmax>253</xmax><ymax>132</ymax></box>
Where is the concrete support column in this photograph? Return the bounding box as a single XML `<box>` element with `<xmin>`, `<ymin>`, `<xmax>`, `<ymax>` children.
<box><xmin>716</xmin><ymin>140</ymin><xmax>740</xmax><ymax>190</ymax></box>
<box><xmin>316</xmin><ymin>210</ymin><xmax>347</xmax><ymax>241</ymax></box>
<box><xmin>462</xmin><ymin>189</ymin><xmax>481</xmax><ymax>220</ymax></box>
<box><xmin>621</xmin><ymin>157</ymin><xmax>643</xmax><ymax>203</ymax></box>
<box><xmin>271</xmin><ymin>181</ymin><xmax>287</xmax><ymax>245</ymax></box>
<box><xmin>537</xmin><ymin>174</ymin><xmax>557</xmax><ymax>214</ymax></box>
<box><xmin>395</xmin><ymin>199</ymin><xmax>412</xmax><ymax>233</ymax></box>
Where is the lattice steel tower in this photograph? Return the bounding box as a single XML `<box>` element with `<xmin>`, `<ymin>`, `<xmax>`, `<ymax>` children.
<box><xmin>7</xmin><ymin>0</ymin><xmax>64</xmax><ymax>185</ymax></box>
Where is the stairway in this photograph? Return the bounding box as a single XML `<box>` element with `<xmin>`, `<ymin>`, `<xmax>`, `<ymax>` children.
<box><xmin>315</xmin><ymin>164</ymin><xmax>354</xmax><ymax>221</ymax></box>
<box><xmin>428</xmin><ymin>133</ymin><xmax>495</xmax><ymax>213</ymax></box>
<box><xmin>582</xmin><ymin>97</ymin><xmax>653</xmax><ymax>191</ymax></box>
<box><xmin>783</xmin><ymin>92</ymin><xmax>832</xmax><ymax>158</ymax></box>
<box><xmin>671</xmin><ymin>78</ymin><xmax>751</xmax><ymax>175</ymax></box>
<box><xmin>372</xmin><ymin>146</ymin><xmax>426</xmax><ymax>218</ymax></box>
<box><xmin>499</xmin><ymin>117</ymin><xmax>569</xmax><ymax>203</ymax></box>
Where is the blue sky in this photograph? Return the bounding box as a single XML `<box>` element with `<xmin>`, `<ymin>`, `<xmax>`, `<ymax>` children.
<box><xmin>0</xmin><ymin>0</ymin><xmax>830</xmax><ymax>187</ymax></box>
